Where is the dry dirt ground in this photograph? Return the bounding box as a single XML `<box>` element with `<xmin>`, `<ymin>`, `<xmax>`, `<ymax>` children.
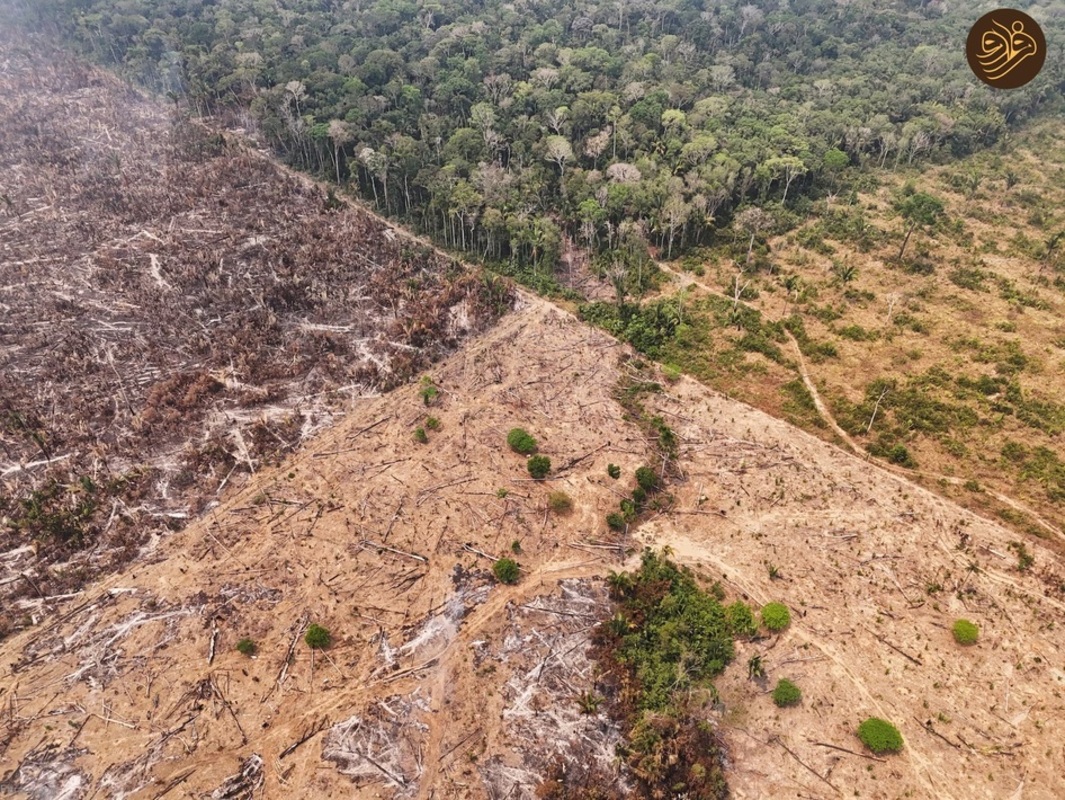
<box><xmin>1</xmin><ymin>296</ymin><xmax>1064</xmax><ymax>800</ymax></box>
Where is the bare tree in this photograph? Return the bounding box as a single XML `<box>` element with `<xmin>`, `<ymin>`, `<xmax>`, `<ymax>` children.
<box><xmin>734</xmin><ymin>206</ymin><xmax>772</xmax><ymax>269</ymax></box>
<box><xmin>544</xmin><ymin>135</ymin><xmax>574</xmax><ymax>176</ymax></box>
<box><xmin>327</xmin><ymin>120</ymin><xmax>352</xmax><ymax>185</ymax></box>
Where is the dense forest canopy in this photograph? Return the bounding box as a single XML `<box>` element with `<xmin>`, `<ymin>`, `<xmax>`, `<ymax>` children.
<box><xmin>10</xmin><ymin>0</ymin><xmax>1065</xmax><ymax>274</ymax></box>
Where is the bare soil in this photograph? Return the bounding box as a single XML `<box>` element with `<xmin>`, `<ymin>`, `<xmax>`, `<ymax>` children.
<box><xmin>1</xmin><ymin>296</ymin><xmax>1063</xmax><ymax>799</ymax></box>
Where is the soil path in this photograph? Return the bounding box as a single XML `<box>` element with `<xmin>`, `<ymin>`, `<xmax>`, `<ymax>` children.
<box><xmin>653</xmin><ymin>260</ymin><xmax>1065</xmax><ymax>544</ymax></box>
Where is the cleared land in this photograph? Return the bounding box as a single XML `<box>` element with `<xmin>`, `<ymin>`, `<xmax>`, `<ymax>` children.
<box><xmin>0</xmin><ymin>32</ymin><xmax>507</xmax><ymax>630</ymax></box>
<box><xmin>2</xmin><ymin>27</ymin><xmax>1064</xmax><ymax>800</ymax></box>
<box><xmin>2</xmin><ymin>297</ymin><xmax>1064</xmax><ymax>799</ymax></box>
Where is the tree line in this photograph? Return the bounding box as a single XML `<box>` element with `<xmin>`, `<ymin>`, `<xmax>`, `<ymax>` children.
<box><xmin>11</xmin><ymin>0</ymin><xmax>1065</xmax><ymax>278</ymax></box>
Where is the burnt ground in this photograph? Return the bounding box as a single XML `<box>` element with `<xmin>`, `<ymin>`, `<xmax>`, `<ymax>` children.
<box><xmin>0</xmin><ymin>31</ymin><xmax>510</xmax><ymax>630</ymax></box>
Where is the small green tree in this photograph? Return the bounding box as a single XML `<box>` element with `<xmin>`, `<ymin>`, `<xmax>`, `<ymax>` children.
<box><xmin>413</xmin><ymin>426</ymin><xmax>428</xmax><ymax>443</ymax></box>
<box><xmin>493</xmin><ymin>557</ymin><xmax>520</xmax><ymax>584</ymax></box>
<box><xmin>304</xmin><ymin>624</ymin><xmax>332</xmax><ymax>649</ymax></box>
<box><xmin>761</xmin><ymin>602</ymin><xmax>791</xmax><ymax>632</ymax></box>
<box><xmin>607</xmin><ymin>463</ymin><xmax>621</xmax><ymax>479</ymax></box>
<box><xmin>857</xmin><ymin>717</ymin><xmax>903</xmax><ymax>754</ymax></box>
<box><xmin>952</xmin><ymin>619</ymin><xmax>979</xmax><ymax>645</ymax></box>
<box><xmin>895</xmin><ymin>192</ymin><xmax>944</xmax><ymax>261</ymax></box>
<box><xmin>527</xmin><ymin>455</ymin><xmax>551</xmax><ymax>479</ymax></box>
<box><xmin>236</xmin><ymin>638</ymin><xmax>257</xmax><ymax>656</ymax></box>
<box><xmin>419</xmin><ymin>376</ymin><xmax>439</xmax><ymax>406</ymax></box>
<box><xmin>507</xmin><ymin>427</ymin><xmax>537</xmax><ymax>455</ymax></box>
<box><xmin>772</xmin><ymin>679</ymin><xmax>802</xmax><ymax>707</ymax></box>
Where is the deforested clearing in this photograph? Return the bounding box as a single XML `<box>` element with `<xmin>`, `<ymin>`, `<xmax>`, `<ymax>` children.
<box><xmin>1</xmin><ymin>26</ymin><xmax>1063</xmax><ymax>800</ymax></box>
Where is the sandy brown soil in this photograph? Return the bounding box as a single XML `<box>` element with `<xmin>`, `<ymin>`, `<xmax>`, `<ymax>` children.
<box><xmin>1</xmin><ymin>295</ymin><xmax>1063</xmax><ymax>799</ymax></box>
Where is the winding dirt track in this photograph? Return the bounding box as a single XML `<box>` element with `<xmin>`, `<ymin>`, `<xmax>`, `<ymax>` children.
<box><xmin>654</xmin><ymin>261</ymin><xmax>1065</xmax><ymax>545</ymax></box>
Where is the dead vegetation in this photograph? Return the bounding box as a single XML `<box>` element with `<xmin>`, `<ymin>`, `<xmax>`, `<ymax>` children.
<box><xmin>0</xmin><ymin>30</ymin><xmax>511</xmax><ymax>632</ymax></box>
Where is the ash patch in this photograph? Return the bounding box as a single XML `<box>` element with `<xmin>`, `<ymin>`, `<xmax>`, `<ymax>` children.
<box><xmin>217</xmin><ymin>583</ymin><xmax>283</xmax><ymax>607</ymax></box>
<box><xmin>322</xmin><ymin>689</ymin><xmax>429</xmax><ymax>797</ymax></box>
<box><xmin>479</xmin><ymin>579</ymin><xmax>627</xmax><ymax>800</ymax></box>
<box><xmin>210</xmin><ymin>754</ymin><xmax>264</xmax><ymax>799</ymax></box>
<box><xmin>450</xmin><ymin>562</ymin><xmax>492</xmax><ymax>592</ymax></box>
<box><xmin>15</xmin><ymin>593</ymin><xmax>200</xmax><ymax>688</ymax></box>
<box><xmin>0</xmin><ymin>743</ymin><xmax>88</xmax><ymax>800</ymax></box>
<box><xmin>374</xmin><ymin>581</ymin><xmax>491</xmax><ymax>673</ymax></box>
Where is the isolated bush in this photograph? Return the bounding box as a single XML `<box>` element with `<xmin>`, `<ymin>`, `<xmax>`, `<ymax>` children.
<box><xmin>635</xmin><ymin>466</ymin><xmax>660</xmax><ymax>493</ymax></box>
<box><xmin>761</xmin><ymin>602</ymin><xmax>791</xmax><ymax>632</ymax></box>
<box><xmin>724</xmin><ymin>601</ymin><xmax>758</xmax><ymax>638</ymax></box>
<box><xmin>548</xmin><ymin>490</ymin><xmax>573</xmax><ymax>514</ymax></box>
<box><xmin>304</xmin><ymin>623</ymin><xmax>332</xmax><ymax>649</ymax></box>
<box><xmin>236</xmin><ymin>638</ymin><xmax>257</xmax><ymax>656</ymax></box>
<box><xmin>527</xmin><ymin>455</ymin><xmax>551</xmax><ymax>479</ymax></box>
<box><xmin>425</xmin><ymin>416</ymin><xmax>441</xmax><ymax>431</ymax></box>
<box><xmin>607</xmin><ymin>463</ymin><xmax>621</xmax><ymax>479</ymax></box>
<box><xmin>772</xmin><ymin>679</ymin><xmax>802</xmax><ymax>707</ymax></box>
<box><xmin>413</xmin><ymin>426</ymin><xmax>428</xmax><ymax>443</ymax></box>
<box><xmin>662</xmin><ymin>363</ymin><xmax>682</xmax><ymax>382</ymax></box>
<box><xmin>493</xmin><ymin>557</ymin><xmax>520</xmax><ymax>584</ymax></box>
<box><xmin>857</xmin><ymin>717</ymin><xmax>903</xmax><ymax>754</ymax></box>
<box><xmin>507</xmin><ymin>427</ymin><xmax>537</xmax><ymax>454</ymax></box>
<box><xmin>420</xmin><ymin>376</ymin><xmax>438</xmax><ymax>405</ymax></box>
<box><xmin>952</xmin><ymin>618</ymin><xmax>979</xmax><ymax>645</ymax></box>
<box><xmin>606</xmin><ymin>512</ymin><xmax>626</xmax><ymax>531</ymax></box>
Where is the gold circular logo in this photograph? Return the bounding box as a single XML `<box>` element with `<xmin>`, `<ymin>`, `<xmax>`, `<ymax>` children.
<box><xmin>967</xmin><ymin>9</ymin><xmax>1046</xmax><ymax>89</ymax></box>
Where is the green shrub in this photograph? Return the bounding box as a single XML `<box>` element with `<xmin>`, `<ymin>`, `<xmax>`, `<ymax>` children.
<box><xmin>952</xmin><ymin>618</ymin><xmax>979</xmax><ymax>645</ymax></box>
<box><xmin>857</xmin><ymin>717</ymin><xmax>903</xmax><ymax>754</ymax></box>
<box><xmin>425</xmin><ymin>416</ymin><xmax>441</xmax><ymax>431</ymax></box>
<box><xmin>662</xmin><ymin>363</ymin><xmax>682</xmax><ymax>382</ymax></box>
<box><xmin>548</xmin><ymin>490</ymin><xmax>573</xmax><ymax>514</ymax></box>
<box><xmin>507</xmin><ymin>427</ymin><xmax>537</xmax><ymax>455</ymax></box>
<box><xmin>493</xmin><ymin>557</ymin><xmax>520</xmax><ymax>584</ymax></box>
<box><xmin>413</xmin><ymin>426</ymin><xmax>428</xmax><ymax>443</ymax></box>
<box><xmin>761</xmin><ymin>602</ymin><xmax>791</xmax><ymax>632</ymax></box>
<box><xmin>631</xmin><ymin>486</ymin><xmax>648</xmax><ymax>507</ymax></box>
<box><xmin>607</xmin><ymin>463</ymin><xmax>621</xmax><ymax>479</ymax></box>
<box><xmin>577</xmin><ymin>690</ymin><xmax>603</xmax><ymax>714</ymax></box>
<box><xmin>304</xmin><ymin>624</ymin><xmax>332</xmax><ymax>649</ymax></box>
<box><xmin>724</xmin><ymin>601</ymin><xmax>758</xmax><ymax>638</ymax></box>
<box><xmin>236</xmin><ymin>638</ymin><xmax>257</xmax><ymax>657</ymax></box>
<box><xmin>772</xmin><ymin>679</ymin><xmax>802</xmax><ymax>707</ymax></box>
<box><xmin>606</xmin><ymin>512</ymin><xmax>626</xmax><ymax>531</ymax></box>
<box><xmin>527</xmin><ymin>455</ymin><xmax>551</xmax><ymax>479</ymax></box>
<box><xmin>419</xmin><ymin>376</ymin><xmax>438</xmax><ymax>406</ymax></box>
<box><xmin>634</xmin><ymin>465</ymin><xmax>660</xmax><ymax>493</ymax></box>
